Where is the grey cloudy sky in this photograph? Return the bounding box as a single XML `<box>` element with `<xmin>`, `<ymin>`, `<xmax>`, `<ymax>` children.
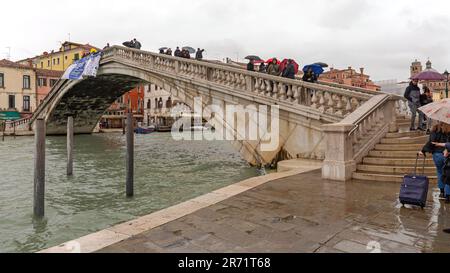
<box><xmin>1</xmin><ymin>0</ymin><xmax>449</xmax><ymax>80</ymax></box>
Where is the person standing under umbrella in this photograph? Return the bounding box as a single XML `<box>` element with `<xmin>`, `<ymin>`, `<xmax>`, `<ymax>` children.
<box><xmin>282</xmin><ymin>59</ymin><xmax>296</xmax><ymax>79</ymax></box>
<box><xmin>420</xmin><ymin>123</ymin><xmax>450</xmax><ymax>202</ymax></box>
<box><xmin>302</xmin><ymin>67</ymin><xmax>317</xmax><ymax>83</ymax></box>
<box><xmin>259</xmin><ymin>63</ymin><xmax>267</xmax><ymax>73</ymax></box>
<box><xmin>166</xmin><ymin>48</ymin><xmax>173</xmax><ymax>56</ymax></box>
<box><xmin>133</xmin><ymin>38</ymin><xmax>142</xmax><ymax>50</ymax></box>
<box><xmin>267</xmin><ymin>59</ymin><xmax>281</xmax><ymax>76</ymax></box>
<box><xmin>404</xmin><ymin>79</ymin><xmax>424</xmax><ymax>131</ymax></box>
<box><xmin>247</xmin><ymin>60</ymin><xmax>255</xmax><ymax>72</ymax></box>
<box><xmin>420</xmin><ymin>86</ymin><xmax>434</xmax><ymax>134</ymax></box>
<box><xmin>174</xmin><ymin>47</ymin><xmax>181</xmax><ymax>57</ymax></box>
<box><xmin>195</xmin><ymin>48</ymin><xmax>205</xmax><ymax>60</ymax></box>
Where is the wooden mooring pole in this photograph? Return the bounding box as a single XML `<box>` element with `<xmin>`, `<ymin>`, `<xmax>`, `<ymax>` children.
<box><xmin>67</xmin><ymin>116</ymin><xmax>74</xmax><ymax>176</ymax></box>
<box><xmin>34</xmin><ymin>118</ymin><xmax>45</xmax><ymax>218</ymax></box>
<box><xmin>126</xmin><ymin>113</ymin><xmax>134</xmax><ymax>197</ymax></box>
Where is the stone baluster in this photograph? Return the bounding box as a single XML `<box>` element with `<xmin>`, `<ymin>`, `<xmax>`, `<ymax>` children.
<box><xmin>311</xmin><ymin>90</ymin><xmax>319</xmax><ymax>109</ymax></box>
<box><xmin>259</xmin><ymin>79</ymin><xmax>266</xmax><ymax>95</ymax></box>
<box><xmin>286</xmin><ymin>85</ymin><xmax>293</xmax><ymax>101</ymax></box>
<box><xmin>272</xmin><ymin>81</ymin><xmax>279</xmax><ymax>99</ymax></box>
<box><xmin>254</xmin><ymin>78</ymin><xmax>260</xmax><ymax>93</ymax></box>
<box><xmin>293</xmin><ymin>85</ymin><xmax>300</xmax><ymax>104</ymax></box>
<box><xmin>266</xmin><ymin>80</ymin><xmax>273</xmax><ymax>96</ymax></box>
<box><xmin>318</xmin><ymin>92</ymin><xmax>327</xmax><ymax>113</ymax></box>
<box><xmin>279</xmin><ymin>82</ymin><xmax>286</xmax><ymax>100</ymax></box>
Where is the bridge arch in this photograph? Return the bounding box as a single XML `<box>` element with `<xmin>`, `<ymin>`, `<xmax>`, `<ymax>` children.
<box><xmin>32</xmin><ymin>46</ymin><xmax>379</xmax><ymax>166</ymax></box>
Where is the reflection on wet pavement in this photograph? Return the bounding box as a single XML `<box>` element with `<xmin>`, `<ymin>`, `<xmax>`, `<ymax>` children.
<box><xmin>99</xmin><ymin>170</ymin><xmax>450</xmax><ymax>253</ymax></box>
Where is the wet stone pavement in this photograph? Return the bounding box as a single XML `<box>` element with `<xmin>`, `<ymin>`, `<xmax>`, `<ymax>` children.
<box><xmin>99</xmin><ymin>170</ymin><xmax>450</xmax><ymax>253</ymax></box>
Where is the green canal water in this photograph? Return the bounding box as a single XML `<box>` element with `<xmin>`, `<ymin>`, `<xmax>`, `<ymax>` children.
<box><xmin>0</xmin><ymin>132</ymin><xmax>258</xmax><ymax>253</ymax></box>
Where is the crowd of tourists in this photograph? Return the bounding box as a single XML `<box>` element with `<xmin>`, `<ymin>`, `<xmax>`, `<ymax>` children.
<box><xmin>247</xmin><ymin>58</ymin><xmax>318</xmax><ymax>83</ymax></box>
<box><xmin>160</xmin><ymin>47</ymin><xmax>205</xmax><ymax>60</ymax></box>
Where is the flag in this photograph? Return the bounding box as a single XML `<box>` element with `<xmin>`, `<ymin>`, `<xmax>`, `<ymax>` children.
<box><xmin>62</xmin><ymin>52</ymin><xmax>102</xmax><ymax>80</ymax></box>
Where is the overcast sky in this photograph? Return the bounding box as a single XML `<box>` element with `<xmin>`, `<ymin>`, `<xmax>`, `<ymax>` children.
<box><xmin>1</xmin><ymin>0</ymin><xmax>449</xmax><ymax>80</ymax></box>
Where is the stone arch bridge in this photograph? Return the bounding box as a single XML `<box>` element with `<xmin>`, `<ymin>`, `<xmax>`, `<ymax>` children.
<box><xmin>29</xmin><ymin>46</ymin><xmax>408</xmax><ymax>167</ymax></box>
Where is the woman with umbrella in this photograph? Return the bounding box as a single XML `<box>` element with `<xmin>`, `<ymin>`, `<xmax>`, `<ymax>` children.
<box><xmin>266</xmin><ymin>58</ymin><xmax>281</xmax><ymax>76</ymax></box>
<box><xmin>419</xmin><ymin>99</ymin><xmax>450</xmax><ymax>203</ymax></box>
<box><xmin>302</xmin><ymin>67</ymin><xmax>318</xmax><ymax>83</ymax></box>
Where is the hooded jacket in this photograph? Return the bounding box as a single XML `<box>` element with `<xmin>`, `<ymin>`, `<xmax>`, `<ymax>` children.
<box><xmin>404</xmin><ymin>82</ymin><xmax>421</xmax><ymax>105</ymax></box>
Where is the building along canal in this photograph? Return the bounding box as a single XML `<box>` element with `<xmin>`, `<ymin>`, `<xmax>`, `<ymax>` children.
<box><xmin>0</xmin><ymin>132</ymin><xmax>258</xmax><ymax>253</ymax></box>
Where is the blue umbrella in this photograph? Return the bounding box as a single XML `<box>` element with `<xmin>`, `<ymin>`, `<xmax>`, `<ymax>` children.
<box><xmin>303</xmin><ymin>64</ymin><xmax>324</xmax><ymax>75</ymax></box>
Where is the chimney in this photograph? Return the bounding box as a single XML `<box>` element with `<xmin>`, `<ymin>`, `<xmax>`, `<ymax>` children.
<box><xmin>360</xmin><ymin>67</ymin><xmax>364</xmax><ymax>75</ymax></box>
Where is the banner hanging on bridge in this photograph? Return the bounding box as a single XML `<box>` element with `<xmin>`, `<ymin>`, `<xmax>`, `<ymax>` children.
<box><xmin>62</xmin><ymin>52</ymin><xmax>102</xmax><ymax>80</ymax></box>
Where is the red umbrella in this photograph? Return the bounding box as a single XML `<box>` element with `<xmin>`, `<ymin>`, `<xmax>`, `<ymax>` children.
<box><xmin>265</xmin><ymin>58</ymin><xmax>281</xmax><ymax>65</ymax></box>
<box><xmin>280</xmin><ymin>59</ymin><xmax>300</xmax><ymax>74</ymax></box>
<box><xmin>411</xmin><ymin>69</ymin><xmax>446</xmax><ymax>81</ymax></box>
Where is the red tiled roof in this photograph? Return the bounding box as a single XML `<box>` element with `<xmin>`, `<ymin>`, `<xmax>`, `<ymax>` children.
<box><xmin>36</xmin><ymin>69</ymin><xmax>63</xmax><ymax>78</ymax></box>
<box><xmin>0</xmin><ymin>59</ymin><xmax>34</xmax><ymax>70</ymax></box>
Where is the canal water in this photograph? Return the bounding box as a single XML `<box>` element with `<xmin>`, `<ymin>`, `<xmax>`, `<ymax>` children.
<box><xmin>0</xmin><ymin>132</ymin><xmax>257</xmax><ymax>253</ymax></box>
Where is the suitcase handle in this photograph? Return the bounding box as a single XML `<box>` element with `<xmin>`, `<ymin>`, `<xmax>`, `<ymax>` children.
<box><xmin>415</xmin><ymin>153</ymin><xmax>426</xmax><ymax>176</ymax></box>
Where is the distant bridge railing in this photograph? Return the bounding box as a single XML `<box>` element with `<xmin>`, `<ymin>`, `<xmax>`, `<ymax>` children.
<box><xmin>102</xmin><ymin>46</ymin><xmax>377</xmax><ymax>122</ymax></box>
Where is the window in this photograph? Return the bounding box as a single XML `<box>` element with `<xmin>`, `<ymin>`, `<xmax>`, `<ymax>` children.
<box><xmin>48</xmin><ymin>60</ymin><xmax>50</xmax><ymax>67</ymax></box>
<box><xmin>50</xmin><ymin>79</ymin><xmax>57</xmax><ymax>87</ymax></box>
<box><xmin>23</xmin><ymin>75</ymin><xmax>31</xmax><ymax>89</ymax></box>
<box><xmin>0</xmin><ymin>73</ymin><xmax>4</xmax><ymax>88</ymax></box>
<box><xmin>57</xmin><ymin>58</ymin><xmax>60</xmax><ymax>65</ymax></box>
<box><xmin>23</xmin><ymin>96</ymin><xmax>30</xmax><ymax>112</ymax></box>
<box><xmin>74</xmin><ymin>53</ymin><xmax>80</xmax><ymax>61</ymax></box>
<box><xmin>147</xmin><ymin>99</ymin><xmax>151</xmax><ymax>109</ymax></box>
<box><xmin>65</xmin><ymin>56</ymin><xmax>68</xmax><ymax>60</ymax></box>
<box><xmin>53</xmin><ymin>59</ymin><xmax>56</xmax><ymax>65</ymax></box>
<box><xmin>38</xmin><ymin>78</ymin><xmax>47</xmax><ymax>87</ymax></box>
<box><xmin>41</xmin><ymin>62</ymin><xmax>43</xmax><ymax>68</ymax></box>
<box><xmin>8</xmin><ymin>95</ymin><xmax>15</xmax><ymax>109</ymax></box>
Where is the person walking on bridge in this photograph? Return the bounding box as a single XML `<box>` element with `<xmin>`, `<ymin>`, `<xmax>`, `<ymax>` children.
<box><xmin>166</xmin><ymin>48</ymin><xmax>173</xmax><ymax>56</ymax></box>
<box><xmin>133</xmin><ymin>38</ymin><xmax>142</xmax><ymax>50</ymax></box>
<box><xmin>247</xmin><ymin>60</ymin><xmax>255</xmax><ymax>72</ymax></box>
<box><xmin>267</xmin><ymin>59</ymin><xmax>281</xmax><ymax>76</ymax></box>
<box><xmin>404</xmin><ymin>79</ymin><xmax>424</xmax><ymax>131</ymax></box>
<box><xmin>195</xmin><ymin>48</ymin><xmax>205</xmax><ymax>60</ymax></box>
<box><xmin>282</xmin><ymin>59</ymin><xmax>296</xmax><ymax>79</ymax></box>
<box><xmin>174</xmin><ymin>47</ymin><xmax>181</xmax><ymax>57</ymax></box>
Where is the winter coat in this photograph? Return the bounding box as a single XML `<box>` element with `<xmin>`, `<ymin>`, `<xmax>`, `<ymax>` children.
<box><xmin>282</xmin><ymin>63</ymin><xmax>296</xmax><ymax>79</ymax></box>
<box><xmin>247</xmin><ymin>62</ymin><xmax>255</xmax><ymax>72</ymax></box>
<box><xmin>195</xmin><ymin>50</ymin><xmax>204</xmax><ymax>60</ymax></box>
<box><xmin>134</xmin><ymin>41</ymin><xmax>142</xmax><ymax>50</ymax></box>
<box><xmin>174</xmin><ymin>49</ymin><xmax>181</xmax><ymax>57</ymax></box>
<box><xmin>259</xmin><ymin>64</ymin><xmax>266</xmax><ymax>73</ymax></box>
<box><xmin>302</xmin><ymin>72</ymin><xmax>317</xmax><ymax>83</ymax></box>
<box><xmin>422</xmin><ymin>131</ymin><xmax>450</xmax><ymax>155</ymax></box>
<box><xmin>404</xmin><ymin>82</ymin><xmax>421</xmax><ymax>105</ymax></box>
<box><xmin>267</xmin><ymin>63</ymin><xmax>281</xmax><ymax>76</ymax></box>
<box><xmin>420</xmin><ymin>94</ymin><xmax>433</xmax><ymax>106</ymax></box>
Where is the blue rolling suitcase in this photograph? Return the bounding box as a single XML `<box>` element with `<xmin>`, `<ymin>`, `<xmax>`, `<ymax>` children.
<box><xmin>399</xmin><ymin>154</ymin><xmax>429</xmax><ymax>209</ymax></box>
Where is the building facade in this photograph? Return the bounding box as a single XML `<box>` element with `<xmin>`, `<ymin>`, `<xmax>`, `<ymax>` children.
<box><xmin>410</xmin><ymin>60</ymin><xmax>449</xmax><ymax>101</ymax></box>
<box><xmin>18</xmin><ymin>41</ymin><xmax>100</xmax><ymax>71</ymax></box>
<box><xmin>36</xmin><ymin>69</ymin><xmax>63</xmax><ymax>107</ymax></box>
<box><xmin>0</xmin><ymin>59</ymin><xmax>37</xmax><ymax>118</ymax></box>
<box><xmin>100</xmin><ymin>84</ymin><xmax>145</xmax><ymax>129</ymax></box>
<box><xmin>319</xmin><ymin>66</ymin><xmax>381</xmax><ymax>91</ymax></box>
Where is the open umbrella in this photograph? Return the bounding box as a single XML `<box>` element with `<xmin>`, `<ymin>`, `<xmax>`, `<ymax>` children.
<box><xmin>280</xmin><ymin>59</ymin><xmax>300</xmax><ymax>74</ymax></box>
<box><xmin>265</xmin><ymin>58</ymin><xmax>281</xmax><ymax>65</ymax></box>
<box><xmin>159</xmin><ymin>47</ymin><xmax>168</xmax><ymax>51</ymax></box>
<box><xmin>182</xmin><ymin>47</ymin><xmax>196</xmax><ymax>54</ymax></box>
<box><xmin>314</xmin><ymin>62</ymin><xmax>329</xmax><ymax>68</ymax></box>
<box><xmin>419</xmin><ymin>99</ymin><xmax>450</xmax><ymax>124</ymax></box>
<box><xmin>412</xmin><ymin>69</ymin><xmax>446</xmax><ymax>81</ymax></box>
<box><xmin>245</xmin><ymin>55</ymin><xmax>262</xmax><ymax>62</ymax></box>
<box><xmin>122</xmin><ymin>41</ymin><xmax>134</xmax><ymax>48</ymax></box>
<box><xmin>303</xmin><ymin>64</ymin><xmax>324</xmax><ymax>75</ymax></box>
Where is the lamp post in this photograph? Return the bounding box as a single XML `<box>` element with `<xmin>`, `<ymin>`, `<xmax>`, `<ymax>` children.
<box><xmin>445</xmin><ymin>70</ymin><xmax>449</xmax><ymax>99</ymax></box>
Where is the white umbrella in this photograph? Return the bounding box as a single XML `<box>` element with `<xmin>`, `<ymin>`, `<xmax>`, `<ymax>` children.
<box><xmin>419</xmin><ymin>99</ymin><xmax>450</xmax><ymax>124</ymax></box>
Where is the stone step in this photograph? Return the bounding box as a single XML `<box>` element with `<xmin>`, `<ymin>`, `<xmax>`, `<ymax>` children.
<box><xmin>369</xmin><ymin>150</ymin><xmax>422</xmax><ymax>158</ymax></box>
<box><xmin>357</xmin><ymin>164</ymin><xmax>436</xmax><ymax>175</ymax></box>
<box><xmin>363</xmin><ymin>157</ymin><xmax>434</xmax><ymax>166</ymax></box>
<box><xmin>385</xmin><ymin>131</ymin><xmax>425</xmax><ymax>138</ymax></box>
<box><xmin>353</xmin><ymin>171</ymin><xmax>437</xmax><ymax>184</ymax></box>
<box><xmin>381</xmin><ymin>135</ymin><xmax>428</xmax><ymax>144</ymax></box>
<box><xmin>374</xmin><ymin>143</ymin><xmax>424</xmax><ymax>151</ymax></box>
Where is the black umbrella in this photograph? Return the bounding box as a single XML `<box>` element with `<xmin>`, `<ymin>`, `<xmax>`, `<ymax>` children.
<box><xmin>159</xmin><ymin>47</ymin><xmax>168</xmax><ymax>51</ymax></box>
<box><xmin>245</xmin><ymin>55</ymin><xmax>262</xmax><ymax>62</ymax></box>
<box><xmin>314</xmin><ymin>62</ymin><xmax>329</xmax><ymax>68</ymax></box>
<box><xmin>183</xmin><ymin>47</ymin><xmax>196</xmax><ymax>54</ymax></box>
<box><xmin>122</xmin><ymin>41</ymin><xmax>134</xmax><ymax>48</ymax></box>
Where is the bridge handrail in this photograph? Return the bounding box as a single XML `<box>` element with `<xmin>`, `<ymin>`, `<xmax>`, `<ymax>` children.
<box><xmin>322</xmin><ymin>93</ymin><xmax>402</xmax><ymax>181</ymax></box>
<box><xmin>102</xmin><ymin>46</ymin><xmax>375</xmax><ymax>120</ymax></box>
<box><xmin>30</xmin><ymin>79</ymin><xmax>68</xmax><ymax>124</ymax></box>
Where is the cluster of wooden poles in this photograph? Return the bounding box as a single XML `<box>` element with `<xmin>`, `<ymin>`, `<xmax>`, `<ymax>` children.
<box><xmin>33</xmin><ymin>113</ymin><xmax>135</xmax><ymax>218</ymax></box>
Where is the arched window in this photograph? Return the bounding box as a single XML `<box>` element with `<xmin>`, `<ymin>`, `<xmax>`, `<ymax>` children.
<box><xmin>147</xmin><ymin>99</ymin><xmax>151</xmax><ymax>109</ymax></box>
